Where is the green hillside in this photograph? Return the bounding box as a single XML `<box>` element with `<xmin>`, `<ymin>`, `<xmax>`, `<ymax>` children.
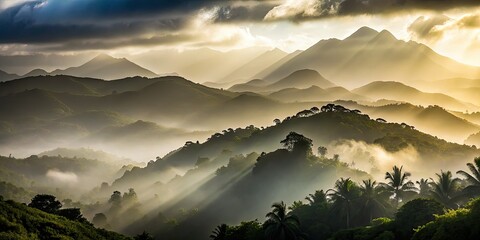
<box><xmin>0</xmin><ymin>197</ymin><xmax>130</xmax><ymax>240</ymax></box>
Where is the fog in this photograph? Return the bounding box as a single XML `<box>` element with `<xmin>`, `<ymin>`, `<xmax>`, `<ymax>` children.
<box><xmin>46</xmin><ymin>169</ymin><xmax>79</xmax><ymax>183</ymax></box>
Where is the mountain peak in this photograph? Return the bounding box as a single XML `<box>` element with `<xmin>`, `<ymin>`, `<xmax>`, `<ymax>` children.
<box><xmin>269</xmin><ymin>48</ymin><xmax>286</xmax><ymax>54</ymax></box>
<box><xmin>375</xmin><ymin>30</ymin><xmax>397</xmax><ymax>42</ymax></box>
<box><xmin>287</xmin><ymin>69</ymin><xmax>321</xmax><ymax>79</ymax></box>
<box><xmin>346</xmin><ymin>26</ymin><xmax>379</xmax><ymax>40</ymax></box>
<box><xmin>24</xmin><ymin>68</ymin><xmax>49</xmax><ymax>77</ymax></box>
<box><xmin>90</xmin><ymin>53</ymin><xmax>118</xmax><ymax>63</ymax></box>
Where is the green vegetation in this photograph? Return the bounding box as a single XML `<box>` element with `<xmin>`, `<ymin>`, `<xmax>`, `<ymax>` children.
<box><xmin>205</xmin><ymin>154</ymin><xmax>480</xmax><ymax>240</ymax></box>
<box><xmin>413</xmin><ymin>198</ymin><xmax>480</xmax><ymax>240</ymax></box>
<box><xmin>0</xmin><ymin>196</ymin><xmax>130</xmax><ymax>240</ymax></box>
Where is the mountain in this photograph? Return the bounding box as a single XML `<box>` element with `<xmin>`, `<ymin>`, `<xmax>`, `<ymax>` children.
<box><xmin>263</xmin><ymin>27</ymin><xmax>480</xmax><ymax>87</ymax></box>
<box><xmin>117</xmin><ymin>106</ymin><xmax>480</xmax><ymax>181</ymax></box>
<box><xmin>0</xmin><ymin>75</ymin><xmax>189</xmax><ymax>97</ymax></box>
<box><xmin>0</xmin><ymin>88</ymin><xmax>72</xmax><ymax>120</ymax></box>
<box><xmin>0</xmin><ymin>75</ymin><xmax>102</xmax><ymax>96</ymax></box>
<box><xmin>451</xmin><ymin>111</ymin><xmax>480</xmax><ymax>126</ymax></box>
<box><xmin>266</xmin><ymin>69</ymin><xmax>336</xmax><ymax>91</ymax></box>
<box><xmin>112</xmin><ymin>106</ymin><xmax>479</xmax><ymax>225</ymax></box>
<box><xmin>51</xmin><ymin>54</ymin><xmax>158</xmax><ymax>80</ymax></box>
<box><xmin>39</xmin><ymin>147</ymin><xmax>133</xmax><ymax>165</ymax></box>
<box><xmin>131</xmin><ymin>47</ymin><xmax>269</xmax><ymax>83</ymax></box>
<box><xmin>228</xmin><ymin>69</ymin><xmax>336</xmax><ymax>93</ymax></box>
<box><xmin>343</xmin><ymin>102</ymin><xmax>480</xmax><ymax>143</ymax></box>
<box><xmin>56</xmin><ymin>110</ymin><xmax>131</xmax><ymax>131</ymax></box>
<box><xmin>219</xmin><ymin>48</ymin><xmax>288</xmax><ymax>84</ymax></box>
<box><xmin>269</xmin><ymin>85</ymin><xmax>368</xmax><ymax>102</ymax></box>
<box><xmin>0</xmin><ymin>69</ymin><xmax>19</xmax><ymax>81</ymax></box>
<box><xmin>228</xmin><ymin>79</ymin><xmax>269</xmax><ymax>92</ymax></box>
<box><xmin>352</xmin><ymin>81</ymin><xmax>477</xmax><ymax>112</ymax></box>
<box><xmin>0</xmin><ymin>75</ymin><xmax>236</xmax><ymax>159</ymax></box>
<box><xmin>23</xmin><ymin>68</ymin><xmax>50</xmax><ymax>77</ymax></box>
<box><xmin>465</xmin><ymin>131</ymin><xmax>480</xmax><ymax>146</ymax></box>
<box><xmin>254</xmin><ymin>50</ymin><xmax>303</xmax><ymax>80</ymax></box>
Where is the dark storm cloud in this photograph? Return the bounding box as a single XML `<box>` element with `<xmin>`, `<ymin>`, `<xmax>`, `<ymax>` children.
<box><xmin>0</xmin><ymin>0</ymin><xmax>213</xmax><ymax>44</ymax></box>
<box><xmin>0</xmin><ymin>0</ymin><xmax>478</xmax><ymax>47</ymax></box>
<box><xmin>213</xmin><ymin>3</ymin><xmax>277</xmax><ymax>23</ymax></box>
<box><xmin>0</xmin><ymin>0</ymin><xmax>280</xmax><ymax>45</ymax></box>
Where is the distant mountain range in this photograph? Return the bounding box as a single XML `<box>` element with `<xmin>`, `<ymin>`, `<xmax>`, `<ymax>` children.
<box><xmin>0</xmin><ymin>54</ymin><xmax>158</xmax><ymax>81</ymax></box>
<box><xmin>0</xmin><ymin>69</ymin><xmax>20</xmax><ymax>81</ymax></box>
<box><xmin>2</xmin><ymin>26</ymin><xmax>479</xmax><ymax>87</ymax></box>
<box><xmin>262</xmin><ymin>27</ymin><xmax>480</xmax><ymax>87</ymax></box>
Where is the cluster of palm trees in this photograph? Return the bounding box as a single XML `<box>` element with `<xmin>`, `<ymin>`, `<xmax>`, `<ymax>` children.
<box><xmin>327</xmin><ymin>159</ymin><xmax>480</xmax><ymax>229</ymax></box>
<box><xmin>210</xmin><ymin>158</ymin><xmax>480</xmax><ymax>240</ymax></box>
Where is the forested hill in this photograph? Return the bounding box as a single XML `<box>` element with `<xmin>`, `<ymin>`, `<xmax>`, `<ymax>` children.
<box><xmin>114</xmin><ymin>105</ymin><xmax>479</xmax><ymax>189</ymax></box>
<box><xmin>0</xmin><ymin>197</ymin><xmax>130</xmax><ymax>240</ymax></box>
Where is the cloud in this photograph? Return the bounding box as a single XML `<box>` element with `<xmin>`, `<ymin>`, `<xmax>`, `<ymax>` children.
<box><xmin>0</xmin><ymin>0</ymin><xmax>276</xmax><ymax>44</ymax></box>
<box><xmin>265</xmin><ymin>0</ymin><xmax>480</xmax><ymax>21</ymax></box>
<box><xmin>0</xmin><ymin>0</ymin><xmax>478</xmax><ymax>51</ymax></box>
<box><xmin>408</xmin><ymin>15</ymin><xmax>451</xmax><ymax>40</ymax></box>
<box><xmin>408</xmin><ymin>13</ymin><xmax>480</xmax><ymax>41</ymax></box>
<box><xmin>46</xmin><ymin>169</ymin><xmax>78</xmax><ymax>183</ymax></box>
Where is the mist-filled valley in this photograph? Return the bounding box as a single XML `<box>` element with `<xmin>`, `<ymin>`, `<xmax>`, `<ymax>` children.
<box><xmin>2</xmin><ymin>2</ymin><xmax>480</xmax><ymax>239</ymax></box>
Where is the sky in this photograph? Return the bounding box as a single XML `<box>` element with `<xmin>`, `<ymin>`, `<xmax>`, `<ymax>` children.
<box><xmin>0</xmin><ymin>0</ymin><xmax>479</xmax><ymax>72</ymax></box>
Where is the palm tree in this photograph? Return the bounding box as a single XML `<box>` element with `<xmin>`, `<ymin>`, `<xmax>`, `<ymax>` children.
<box><xmin>457</xmin><ymin>157</ymin><xmax>480</xmax><ymax>198</ymax></box>
<box><xmin>210</xmin><ymin>224</ymin><xmax>228</xmax><ymax>240</ymax></box>
<box><xmin>416</xmin><ymin>178</ymin><xmax>431</xmax><ymax>198</ymax></box>
<box><xmin>429</xmin><ymin>171</ymin><xmax>461</xmax><ymax>209</ymax></box>
<box><xmin>305</xmin><ymin>190</ymin><xmax>327</xmax><ymax>206</ymax></box>
<box><xmin>263</xmin><ymin>201</ymin><xmax>304</xmax><ymax>240</ymax></box>
<box><xmin>327</xmin><ymin>178</ymin><xmax>360</xmax><ymax>228</ymax></box>
<box><xmin>289</xmin><ymin>201</ymin><xmax>305</xmax><ymax>211</ymax></box>
<box><xmin>380</xmin><ymin>165</ymin><xmax>417</xmax><ymax>207</ymax></box>
<box><xmin>359</xmin><ymin>179</ymin><xmax>388</xmax><ymax>222</ymax></box>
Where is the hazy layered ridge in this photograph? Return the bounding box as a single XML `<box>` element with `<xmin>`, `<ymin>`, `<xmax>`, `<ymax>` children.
<box><xmin>2</xmin><ymin>54</ymin><xmax>158</xmax><ymax>81</ymax></box>
<box><xmin>2</xmin><ymin>68</ymin><xmax>480</xmax><ymax>161</ymax></box>
<box><xmin>262</xmin><ymin>27</ymin><xmax>480</xmax><ymax>88</ymax></box>
<box><xmin>352</xmin><ymin>81</ymin><xmax>478</xmax><ymax>112</ymax></box>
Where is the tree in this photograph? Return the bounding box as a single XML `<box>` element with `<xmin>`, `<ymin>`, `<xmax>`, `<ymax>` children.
<box><xmin>92</xmin><ymin>213</ymin><xmax>108</xmax><ymax>227</ymax></box>
<box><xmin>210</xmin><ymin>224</ymin><xmax>228</xmax><ymax>240</ymax></box>
<box><xmin>134</xmin><ymin>231</ymin><xmax>154</xmax><ymax>240</ymax></box>
<box><xmin>289</xmin><ymin>201</ymin><xmax>305</xmax><ymax>211</ymax></box>
<box><xmin>317</xmin><ymin>146</ymin><xmax>328</xmax><ymax>158</ymax></box>
<box><xmin>109</xmin><ymin>191</ymin><xmax>122</xmax><ymax>205</ymax></box>
<box><xmin>310</xmin><ymin>107</ymin><xmax>320</xmax><ymax>114</ymax></box>
<box><xmin>263</xmin><ymin>201</ymin><xmax>305</xmax><ymax>240</ymax></box>
<box><xmin>57</xmin><ymin>208</ymin><xmax>86</xmax><ymax>222</ymax></box>
<box><xmin>327</xmin><ymin>178</ymin><xmax>360</xmax><ymax>228</ymax></box>
<box><xmin>429</xmin><ymin>171</ymin><xmax>461</xmax><ymax>209</ymax></box>
<box><xmin>359</xmin><ymin>179</ymin><xmax>388</xmax><ymax>223</ymax></box>
<box><xmin>305</xmin><ymin>190</ymin><xmax>327</xmax><ymax>206</ymax></box>
<box><xmin>280</xmin><ymin>132</ymin><xmax>313</xmax><ymax>154</ymax></box>
<box><xmin>457</xmin><ymin>157</ymin><xmax>480</xmax><ymax>198</ymax></box>
<box><xmin>416</xmin><ymin>178</ymin><xmax>431</xmax><ymax>198</ymax></box>
<box><xmin>380</xmin><ymin>166</ymin><xmax>417</xmax><ymax>207</ymax></box>
<box><xmin>395</xmin><ymin>199</ymin><xmax>444</xmax><ymax>240</ymax></box>
<box><xmin>28</xmin><ymin>194</ymin><xmax>62</xmax><ymax>214</ymax></box>
<box><xmin>274</xmin><ymin>119</ymin><xmax>281</xmax><ymax>125</ymax></box>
